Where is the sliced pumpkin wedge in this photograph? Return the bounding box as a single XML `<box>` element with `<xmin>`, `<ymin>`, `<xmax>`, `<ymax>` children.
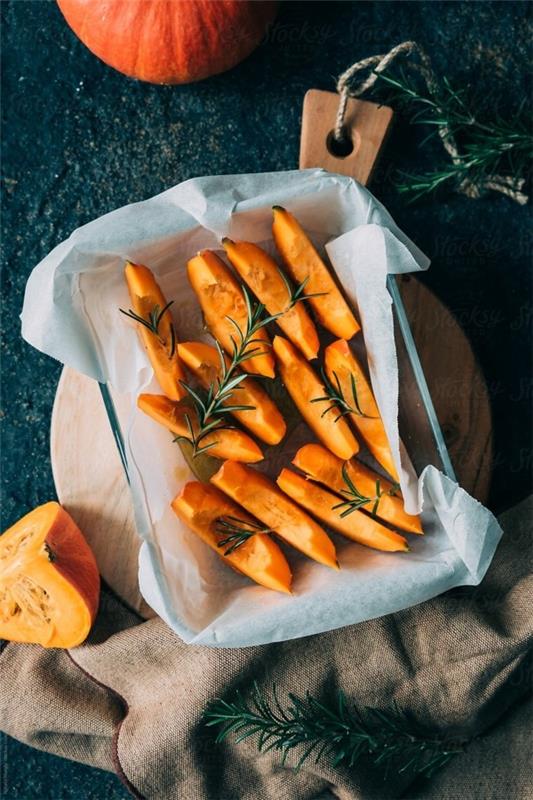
<box><xmin>137</xmin><ymin>393</ymin><xmax>263</xmax><ymax>463</ymax></box>
<box><xmin>277</xmin><ymin>469</ymin><xmax>409</xmax><ymax>553</ymax></box>
<box><xmin>171</xmin><ymin>482</ymin><xmax>292</xmax><ymax>594</ymax></box>
<box><xmin>186</xmin><ymin>249</ymin><xmax>275</xmax><ymax>378</ymax></box>
<box><xmin>177</xmin><ymin>341</ymin><xmax>286</xmax><ymax>446</ymax></box>
<box><xmin>272</xmin><ymin>206</ymin><xmax>360</xmax><ymax>340</ymax></box>
<box><xmin>273</xmin><ymin>335</ymin><xmax>359</xmax><ymax>460</ymax></box>
<box><xmin>0</xmin><ymin>502</ymin><xmax>100</xmax><ymax>648</ymax></box>
<box><xmin>293</xmin><ymin>444</ymin><xmax>422</xmax><ymax>535</ymax></box>
<box><xmin>124</xmin><ymin>261</ymin><xmax>186</xmax><ymax>401</ymax></box>
<box><xmin>324</xmin><ymin>339</ymin><xmax>398</xmax><ymax>481</ymax></box>
<box><xmin>222</xmin><ymin>238</ymin><xmax>320</xmax><ymax>360</ymax></box>
<box><xmin>210</xmin><ymin>461</ymin><xmax>338</xmax><ymax>569</ymax></box>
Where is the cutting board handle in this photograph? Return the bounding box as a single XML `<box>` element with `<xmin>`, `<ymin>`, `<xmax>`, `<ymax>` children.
<box><xmin>299</xmin><ymin>89</ymin><xmax>393</xmax><ymax>186</ymax></box>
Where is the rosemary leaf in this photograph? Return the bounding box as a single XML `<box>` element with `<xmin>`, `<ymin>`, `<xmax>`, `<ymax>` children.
<box><xmin>204</xmin><ymin>683</ymin><xmax>463</xmax><ymax>778</ymax></box>
<box><xmin>374</xmin><ymin>67</ymin><xmax>532</xmax><ymax>200</ymax></box>
<box><xmin>277</xmin><ymin>268</ymin><xmax>328</xmax><ymax>309</ymax></box>
<box><xmin>215</xmin><ymin>515</ymin><xmax>272</xmax><ymax>555</ymax></box>
<box><xmin>311</xmin><ymin>369</ymin><xmax>376</xmax><ymax>422</ymax></box>
<box><xmin>120</xmin><ymin>300</ymin><xmax>177</xmax><ymax>358</ymax></box>
<box><xmin>332</xmin><ymin>464</ymin><xmax>400</xmax><ymax>519</ymax></box>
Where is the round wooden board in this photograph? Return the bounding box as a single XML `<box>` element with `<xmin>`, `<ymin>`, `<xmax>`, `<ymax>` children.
<box><xmin>50</xmin><ymin>278</ymin><xmax>492</xmax><ymax>618</ymax></box>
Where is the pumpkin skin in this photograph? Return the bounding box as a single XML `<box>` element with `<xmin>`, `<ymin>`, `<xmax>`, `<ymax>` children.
<box><xmin>0</xmin><ymin>502</ymin><xmax>100</xmax><ymax>648</ymax></box>
<box><xmin>56</xmin><ymin>0</ymin><xmax>278</xmax><ymax>84</ymax></box>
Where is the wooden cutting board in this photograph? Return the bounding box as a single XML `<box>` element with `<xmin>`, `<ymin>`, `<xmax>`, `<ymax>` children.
<box><xmin>50</xmin><ymin>277</ymin><xmax>492</xmax><ymax>619</ymax></box>
<box><xmin>50</xmin><ymin>94</ymin><xmax>493</xmax><ymax>618</ymax></box>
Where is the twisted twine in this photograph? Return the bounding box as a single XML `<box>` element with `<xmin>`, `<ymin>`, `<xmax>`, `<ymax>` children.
<box><xmin>334</xmin><ymin>41</ymin><xmax>528</xmax><ymax>204</ymax></box>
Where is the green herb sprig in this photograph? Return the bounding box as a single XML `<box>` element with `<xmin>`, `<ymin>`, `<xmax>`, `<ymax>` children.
<box><xmin>120</xmin><ymin>301</ymin><xmax>176</xmax><ymax>357</ymax></box>
<box><xmin>215</xmin><ymin>515</ymin><xmax>272</xmax><ymax>555</ymax></box>
<box><xmin>333</xmin><ymin>464</ymin><xmax>399</xmax><ymax>518</ymax></box>
<box><xmin>277</xmin><ymin>269</ymin><xmax>327</xmax><ymax>310</ymax></box>
<box><xmin>174</xmin><ymin>286</ymin><xmax>279</xmax><ymax>456</ymax></box>
<box><xmin>311</xmin><ymin>369</ymin><xmax>376</xmax><ymax>422</ymax></box>
<box><xmin>177</xmin><ymin>275</ymin><xmax>323</xmax><ymax>457</ymax></box>
<box><xmin>204</xmin><ymin>683</ymin><xmax>462</xmax><ymax>778</ymax></box>
<box><xmin>375</xmin><ymin>68</ymin><xmax>532</xmax><ymax>201</ymax></box>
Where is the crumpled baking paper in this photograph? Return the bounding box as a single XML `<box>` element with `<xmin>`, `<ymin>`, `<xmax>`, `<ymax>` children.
<box><xmin>21</xmin><ymin>169</ymin><xmax>502</xmax><ymax>647</ymax></box>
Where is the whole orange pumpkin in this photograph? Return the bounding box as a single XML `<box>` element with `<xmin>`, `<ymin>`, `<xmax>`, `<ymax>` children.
<box><xmin>57</xmin><ymin>0</ymin><xmax>278</xmax><ymax>84</ymax></box>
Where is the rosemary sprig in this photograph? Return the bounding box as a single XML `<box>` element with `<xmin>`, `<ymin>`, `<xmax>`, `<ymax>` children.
<box><xmin>333</xmin><ymin>464</ymin><xmax>400</xmax><ymax>518</ymax></box>
<box><xmin>120</xmin><ymin>301</ymin><xmax>176</xmax><ymax>357</ymax></box>
<box><xmin>175</xmin><ymin>287</ymin><xmax>280</xmax><ymax>456</ymax></box>
<box><xmin>215</xmin><ymin>515</ymin><xmax>272</xmax><ymax>555</ymax></box>
<box><xmin>177</xmin><ymin>279</ymin><xmax>321</xmax><ymax>457</ymax></box>
<box><xmin>311</xmin><ymin>369</ymin><xmax>376</xmax><ymax>422</ymax></box>
<box><xmin>374</xmin><ymin>67</ymin><xmax>532</xmax><ymax>200</ymax></box>
<box><xmin>204</xmin><ymin>683</ymin><xmax>463</xmax><ymax>778</ymax></box>
<box><xmin>277</xmin><ymin>269</ymin><xmax>328</xmax><ymax>309</ymax></box>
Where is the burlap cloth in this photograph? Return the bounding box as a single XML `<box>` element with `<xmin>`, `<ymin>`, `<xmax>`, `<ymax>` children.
<box><xmin>2</xmin><ymin>497</ymin><xmax>532</xmax><ymax>799</ymax></box>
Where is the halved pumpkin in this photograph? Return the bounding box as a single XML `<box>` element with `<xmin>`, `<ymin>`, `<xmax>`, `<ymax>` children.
<box><xmin>277</xmin><ymin>469</ymin><xmax>409</xmax><ymax>553</ymax></box>
<box><xmin>177</xmin><ymin>341</ymin><xmax>286</xmax><ymax>446</ymax></box>
<box><xmin>171</xmin><ymin>482</ymin><xmax>292</xmax><ymax>594</ymax></box>
<box><xmin>210</xmin><ymin>461</ymin><xmax>338</xmax><ymax>569</ymax></box>
<box><xmin>222</xmin><ymin>238</ymin><xmax>319</xmax><ymax>360</ymax></box>
<box><xmin>137</xmin><ymin>393</ymin><xmax>263</xmax><ymax>463</ymax></box>
<box><xmin>272</xmin><ymin>206</ymin><xmax>360</xmax><ymax>340</ymax></box>
<box><xmin>293</xmin><ymin>444</ymin><xmax>422</xmax><ymax>534</ymax></box>
<box><xmin>0</xmin><ymin>502</ymin><xmax>100</xmax><ymax>648</ymax></box>
<box><xmin>324</xmin><ymin>339</ymin><xmax>399</xmax><ymax>481</ymax></box>
<box><xmin>186</xmin><ymin>250</ymin><xmax>275</xmax><ymax>378</ymax></box>
<box><xmin>124</xmin><ymin>261</ymin><xmax>186</xmax><ymax>401</ymax></box>
<box><xmin>273</xmin><ymin>335</ymin><xmax>359</xmax><ymax>460</ymax></box>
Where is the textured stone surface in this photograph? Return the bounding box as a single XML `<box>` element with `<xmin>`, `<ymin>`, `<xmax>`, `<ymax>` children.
<box><xmin>1</xmin><ymin>1</ymin><xmax>531</xmax><ymax>797</ymax></box>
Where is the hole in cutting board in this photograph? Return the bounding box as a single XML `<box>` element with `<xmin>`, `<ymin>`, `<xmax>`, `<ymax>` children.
<box><xmin>326</xmin><ymin>127</ymin><xmax>359</xmax><ymax>158</ymax></box>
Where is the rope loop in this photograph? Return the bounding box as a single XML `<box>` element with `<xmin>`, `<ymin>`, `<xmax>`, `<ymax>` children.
<box><xmin>334</xmin><ymin>41</ymin><xmax>527</xmax><ymax>204</ymax></box>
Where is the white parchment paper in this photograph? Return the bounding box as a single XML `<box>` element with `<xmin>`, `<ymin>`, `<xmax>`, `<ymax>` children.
<box><xmin>21</xmin><ymin>169</ymin><xmax>502</xmax><ymax>647</ymax></box>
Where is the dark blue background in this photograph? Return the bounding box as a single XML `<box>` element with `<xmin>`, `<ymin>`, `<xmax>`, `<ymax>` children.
<box><xmin>1</xmin><ymin>1</ymin><xmax>531</xmax><ymax>797</ymax></box>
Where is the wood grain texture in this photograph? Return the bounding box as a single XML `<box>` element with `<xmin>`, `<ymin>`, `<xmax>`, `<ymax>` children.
<box><xmin>50</xmin><ymin>278</ymin><xmax>492</xmax><ymax>615</ymax></box>
<box><xmin>50</xmin><ymin>368</ymin><xmax>155</xmax><ymax>619</ymax></box>
<box><xmin>299</xmin><ymin>89</ymin><xmax>394</xmax><ymax>184</ymax></box>
<box><xmin>398</xmin><ymin>276</ymin><xmax>493</xmax><ymax>503</ymax></box>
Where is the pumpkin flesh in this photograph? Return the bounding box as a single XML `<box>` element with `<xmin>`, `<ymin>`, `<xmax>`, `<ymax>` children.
<box><xmin>272</xmin><ymin>206</ymin><xmax>360</xmax><ymax>340</ymax></box>
<box><xmin>325</xmin><ymin>339</ymin><xmax>399</xmax><ymax>481</ymax></box>
<box><xmin>293</xmin><ymin>444</ymin><xmax>422</xmax><ymax>534</ymax></box>
<box><xmin>137</xmin><ymin>393</ymin><xmax>263</xmax><ymax>463</ymax></box>
<box><xmin>211</xmin><ymin>461</ymin><xmax>338</xmax><ymax>569</ymax></box>
<box><xmin>124</xmin><ymin>261</ymin><xmax>186</xmax><ymax>401</ymax></box>
<box><xmin>277</xmin><ymin>469</ymin><xmax>409</xmax><ymax>553</ymax></box>
<box><xmin>222</xmin><ymin>238</ymin><xmax>319</xmax><ymax>360</ymax></box>
<box><xmin>187</xmin><ymin>250</ymin><xmax>275</xmax><ymax>378</ymax></box>
<box><xmin>171</xmin><ymin>482</ymin><xmax>291</xmax><ymax>594</ymax></box>
<box><xmin>177</xmin><ymin>341</ymin><xmax>286</xmax><ymax>446</ymax></box>
<box><xmin>0</xmin><ymin>502</ymin><xmax>100</xmax><ymax>648</ymax></box>
<box><xmin>273</xmin><ymin>335</ymin><xmax>359</xmax><ymax>460</ymax></box>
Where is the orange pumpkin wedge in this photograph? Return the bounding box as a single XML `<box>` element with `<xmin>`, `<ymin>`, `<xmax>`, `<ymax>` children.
<box><xmin>0</xmin><ymin>502</ymin><xmax>100</xmax><ymax>648</ymax></box>
<box><xmin>222</xmin><ymin>238</ymin><xmax>319</xmax><ymax>360</ymax></box>
<box><xmin>272</xmin><ymin>206</ymin><xmax>360</xmax><ymax>340</ymax></box>
<box><xmin>186</xmin><ymin>250</ymin><xmax>275</xmax><ymax>378</ymax></box>
<box><xmin>124</xmin><ymin>261</ymin><xmax>186</xmax><ymax>401</ymax></box>
<box><xmin>277</xmin><ymin>469</ymin><xmax>409</xmax><ymax>553</ymax></box>
<box><xmin>273</xmin><ymin>335</ymin><xmax>359</xmax><ymax>460</ymax></box>
<box><xmin>137</xmin><ymin>393</ymin><xmax>263</xmax><ymax>463</ymax></box>
<box><xmin>171</xmin><ymin>482</ymin><xmax>292</xmax><ymax>594</ymax></box>
<box><xmin>324</xmin><ymin>339</ymin><xmax>399</xmax><ymax>481</ymax></box>
<box><xmin>177</xmin><ymin>341</ymin><xmax>286</xmax><ymax>446</ymax></box>
<box><xmin>211</xmin><ymin>461</ymin><xmax>338</xmax><ymax>569</ymax></box>
<box><xmin>293</xmin><ymin>444</ymin><xmax>422</xmax><ymax>535</ymax></box>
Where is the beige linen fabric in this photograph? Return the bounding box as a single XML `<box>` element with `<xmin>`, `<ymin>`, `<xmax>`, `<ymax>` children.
<box><xmin>1</xmin><ymin>497</ymin><xmax>532</xmax><ymax>800</ymax></box>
